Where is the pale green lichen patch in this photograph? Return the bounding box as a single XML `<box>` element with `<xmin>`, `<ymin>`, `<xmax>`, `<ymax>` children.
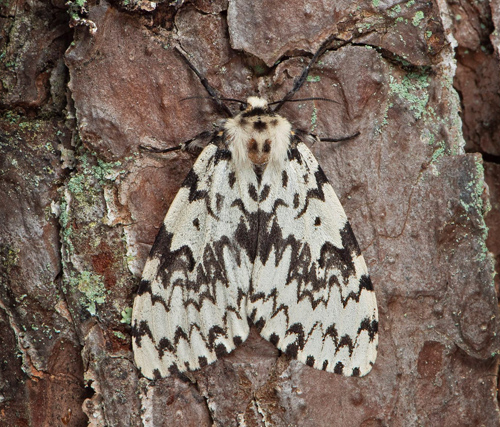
<box><xmin>373</xmin><ymin>96</ymin><xmax>391</xmax><ymax>135</ymax></box>
<box><xmin>58</xmin><ymin>150</ymin><xmax>119</xmax><ymax>300</ymax></box>
<box><xmin>2</xmin><ymin>110</ymin><xmax>22</xmax><ymax>125</ymax></box>
<box><xmin>457</xmin><ymin>157</ymin><xmax>490</xmax><ymax>264</ymax></box>
<box><xmin>310</xmin><ymin>106</ymin><xmax>318</xmax><ymax>133</ymax></box>
<box><xmin>120</xmin><ymin>307</ymin><xmax>133</xmax><ymax>324</ymax></box>
<box><xmin>62</xmin><ymin>151</ymin><xmax>126</xmax><ymax>228</ymax></box>
<box><xmin>470</xmin><ymin>157</ymin><xmax>489</xmax><ymax>216</ymax></box>
<box><xmin>0</xmin><ymin>244</ymin><xmax>20</xmax><ymax>276</ymax></box>
<box><xmin>79</xmin><ymin>153</ymin><xmax>125</xmax><ymax>185</ymax></box>
<box><xmin>57</xmin><ymin>143</ymin><xmax>134</xmax><ymax>322</ymax></box>
<box><xmin>113</xmin><ymin>331</ymin><xmax>127</xmax><ymax>340</ymax></box>
<box><xmin>65</xmin><ymin>171</ymin><xmax>103</xmax><ymax>227</ymax></box>
<box><xmin>92</xmin><ymin>157</ymin><xmax>124</xmax><ymax>184</ymax></box>
<box><xmin>66</xmin><ymin>0</ymin><xmax>89</xmax><ymax>21</ymax></box>
<box><xmin>357</xmin><ymin>22</ymin><xmax>373</xmax><ymax>32</ymax></box>
<box><xmin>306</xmin><ymin>75</ymin><xmax>321</xmax><ymax>83</ymax></box>
<box><xmin>69</xmin><ymin>271</ymin><xmax>107</xmax><ymax>315</ymax></box>
<box><xmin>412</xmin><ymin>11</ymin><xmax>425</xmax><ymax>27</ymax></box>
<box><xmin>389</xmin><ymin>72</ymin><xmax>430</xmax><ymax>120</ymax></box>
<box><xmin>58</xmin><ymin>198</ymin><xmax>76</xmax><ymax>258</ymax></box>
<box><xmin>388</xmin><ymin>4</ymin><xmax>402</xmax><ymax>18</ymax></box>
<box><xmin>430</xmin><ymin>141</ymin><xmax>447</xmax><ymax>164</ymax></box>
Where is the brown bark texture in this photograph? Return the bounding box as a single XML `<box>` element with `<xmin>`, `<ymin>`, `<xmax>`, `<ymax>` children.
<box><xmin>1</xmin><ymin>0</ymin><xmax>500</xmax><ymax>425</ymax></box>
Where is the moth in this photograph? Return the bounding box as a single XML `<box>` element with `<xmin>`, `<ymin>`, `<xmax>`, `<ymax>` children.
<box><xmin>132</xmin><ymin>36</ymin><xmax>378</xmax><ymax>379</ymax></box>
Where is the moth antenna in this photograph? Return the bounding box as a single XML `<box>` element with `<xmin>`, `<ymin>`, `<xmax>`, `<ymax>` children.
<box><xmin>180</xmin><ymin>95</ymin><xmax>211</xmax><ymax>102</ymax></box>
<box><xmin>181</xmin><ymin>95</ymin><xmax>246</xmax><ymax>106</ymax></box>
<box><xmin>220</xmin><ymin>98</ymin><xmax>247</xmax><ymax>105</ymax></box>
<box><xmin>175</xmin><ymin>46</ymin><xmax>233</xmax><ymax>117</ymax></box>
<box><xmin>268</xmin><ymin>97</ymin><xmax>341</xmax><ymax>106</ymax></box>
<box><xmin>273</xmin><ymin>34</ymin><xmax>337</xmax><ymax>112</ymax></box>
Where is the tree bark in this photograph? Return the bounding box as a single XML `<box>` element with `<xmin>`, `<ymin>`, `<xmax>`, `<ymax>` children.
<box><xmin>1</xmin><ymin>0</ymin><xmax>500</xmax><ymax>425</ymax></box>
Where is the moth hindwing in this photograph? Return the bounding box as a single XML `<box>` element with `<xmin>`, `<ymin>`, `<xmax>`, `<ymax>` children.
<box><xmin>132</xmin><ymin>47</ymin><xmax>378</xmax><ymax>380</ymax></box>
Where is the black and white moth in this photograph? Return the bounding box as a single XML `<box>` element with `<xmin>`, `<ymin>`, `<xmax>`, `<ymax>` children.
<box><xmin>132</xmin><ymin>38</ymin><xmax>378</xmax><ymax>379</ymax></box>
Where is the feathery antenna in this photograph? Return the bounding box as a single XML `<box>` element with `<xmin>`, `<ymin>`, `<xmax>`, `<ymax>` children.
<box><xmin>273</xmin><ymin>34</ymin><xmax>337</xmax><ymax>112</ymax></box>
<box><xmin>268</xmin><ymin>97</ymin><xmax>341</xmax><ymax>106</ymax></box>
<box><xmin>175</xmin><ymin>46</ymin><xmax>233</xmax><ymax>117</ymax></box>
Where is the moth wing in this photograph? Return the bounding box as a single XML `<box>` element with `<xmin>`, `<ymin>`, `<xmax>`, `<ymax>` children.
<box><xmin>250</xmin><ymin>142</ymin><xmax>378</xmax><ymax>376</ymax></box>
<box><xmin>132</xmin><ymin>144</ymin><xmax>257</xmax><ymax>379</ymax></box>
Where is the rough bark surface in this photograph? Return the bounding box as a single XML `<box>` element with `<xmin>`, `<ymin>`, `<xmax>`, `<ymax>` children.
<box><xmin>1</xmin><ymin>0</ymin><xmax>499</xmax><ymax>426</ymax></box>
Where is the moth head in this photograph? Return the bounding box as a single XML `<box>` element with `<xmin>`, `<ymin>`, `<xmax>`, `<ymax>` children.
<box><xmin>245</xmin><ymin>96</ymin><xmax>269</xmax><ymax>112</ymax></box>
<box><xmin>225</xmin><ymin>96</ymin><xmax>291</xmax><ymax>169</ymax></box>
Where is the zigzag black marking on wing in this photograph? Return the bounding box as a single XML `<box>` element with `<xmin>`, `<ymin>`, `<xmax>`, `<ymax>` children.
<box><xmin>286</xmin><ymin>321</ymin><xmax>324</xmax><ymax>353</ymax></box>
<box><xmin>214</xmin><ymin>148</ymin><xmax>231</xmax><ymax>163</ymax></box>
<box><xmin>358</xmin><ymin>317</ymin><xmax>379</xmax><ymax>342</ymax></box>
<box><xmin>181</xmin><ymin>148</ymin><xmax>231</xmax><ymax>219</ymax></box>
<box><xmin>131</xmin><ymin>319</ymin><xmax>153</xmax><ymax>347</ymax></box>
<box><xmin>296</xmin><ymin>168</ymin><xmax>329</xmax><ymax>218</ymax></box>
<box><xmin>253</xmin><ymin>205</ymin><xmax>370</xmax><ymax>310</ymax></box>
<box><xmin>287</xmin><ymin>147</ymin><xmax>302</xmax><ymax>163</ymax></box>
<box><xmin>281</xmin><ymin>317</ymin><xmax>374</xmax><ymax>365</ymax></box>
<box><xmin>158</xmin><ymin>336</ymin><xmax>176</xmax><ymax>357</ymax></box>
<box><xmin>288</xmin><ymin>147</ymin><xmax>333</xmax><ymax>219</ymax></box>
<box><xmin>318</xmin><ymin>243</ymin><xmax>353</xmax><ymax>276</ymax></box>
<box><xmin>259</xmin><ymin>184</ymin><xmax>271</xmax><ymax>202</ymax></box>
<box><xmin>284</xmin><ymin>323</ymin><xmax>306</xmax><ymax>357</ymax></box>
<box><xmin>324</xmin><ymin>323</ymin><xmax>340</xmax><ymax>345</ymax></box>
<box><xmin>249</xmin><ymin>287</ymin><xmax>289</xmax><ymax>322</ymax></box>
<box><xmin>248</xmin><ymin>288</ymin><xmax>293</xmax><ymax>334</ymax></box>
<box><xmin>143</xmin><ymin>222</ymin><xmax>247</xmax><ymax>316</ymax></box>
<box><xmin>148</xmin><ymin>225</ymin><xmax>195</xmax><ymax>272</ymax></box>
<box><xmin>325</xmin><ymin>319</ymin><xmax>373</xmax><ymax>357</ymax></box>
<box><xmin>269</xmin><ymin>302</ymin><xmax>290</xmax><ymax>326</ymax></box>
<box><xmin>132</xmin><ymin>315</ymin><xmax>234</xmax><ymax>367</ymax></box>
<box><xmin>256</xmin><ymin>201</ymin><xmax>290</xmax><ymax>266</ymax></box>
<box><xmin>136</xmin><ymin>278</ymin><xmax>152</xmax><ymax>297</ymax></box>
<box><xmin>182</xmin><ymin>169</ymin><xmax>208</xmax><ymax>202</ymax></box>
<box><xmin>339</xmin><ymin>221</ymin><xmax>362</xmax><ymax>257</ymax></box>
<box><xmin>155</xmin><ymin>320</ymin><xmax>234</xmax><ymax>362</ymax></box>
<box><xmin>252</xmin><ymin>311</ymin><xmax>365</xmax><ymax>361</ymax></box>
<box><xmin>231</xmin><ymin>199</ymin><xmax>259</xmax><ymax>262</ymax></box>
<box><xmin>181</xmin><ymin>242</ymin><xmax>233</xmax><ymax>310</ymax></box>
<box><xmin>337</xmin><ymin>334</ymin><xmax>355</xmax><ymax>356</ymax></box>
<box><xmin>154</xmin><ymin>324</ymin><xmax>231</xmax><ymax>366</ymax></box>
<box><xmin>175</xmin><ymin>241</ymin><xmax>244</xmax><ymax>312</ymax></box>
<box><xmin>338</xmin><ymin>275</ymin><xmax>374</xmax><ymax>308</ymax></box>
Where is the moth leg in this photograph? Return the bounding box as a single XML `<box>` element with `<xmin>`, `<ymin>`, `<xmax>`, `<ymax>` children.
<box><xmin>139</xmin><ymin>130</ymin><xmax>214</xmax><ymax>154</ymax></box>
<box><xmin>320</xmin><ymin>131</ymin><xmax>360</xmax><ymax>143</ymax></box>
<box><xmin>293</xmin><ymin>129</ymin><xmax>360</xmax><ymax>147</ymax></box>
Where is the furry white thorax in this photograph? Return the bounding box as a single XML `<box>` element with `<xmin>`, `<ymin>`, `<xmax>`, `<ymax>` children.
<box><xmin>246</xmin><ymin>96</ymin><xmax>268</xmax><ymax>109</ymax></box>
<box><xmin>224</xmin><ymin>97</ymin><xmax>292</xmax><ymax>172</ymax></box>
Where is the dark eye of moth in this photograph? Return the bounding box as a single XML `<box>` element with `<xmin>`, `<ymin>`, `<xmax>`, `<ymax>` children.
<box><xmin>263</xmin><ymin>139</ymin><xmax>271</xmax><ymax>153</ymax></box>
